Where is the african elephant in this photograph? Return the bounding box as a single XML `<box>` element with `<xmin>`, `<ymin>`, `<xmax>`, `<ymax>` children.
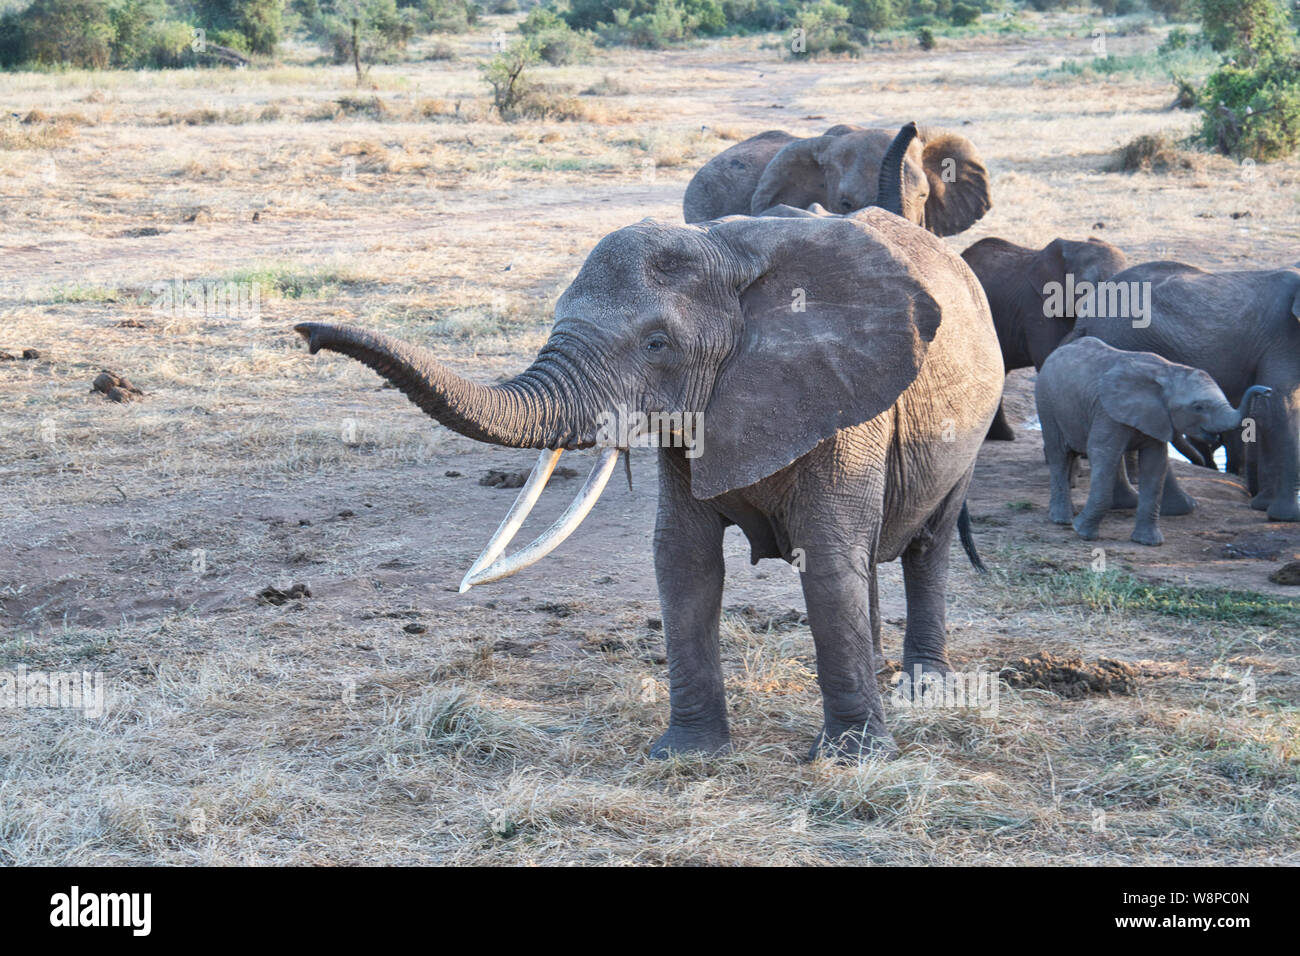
<box><xmin>960</xmin><ymin>236</ymin><xmax>1129</xmax><ymax>441</ymax></box>
<box><xmin>683</xmin><ymin>123</ymin><xmax>992</xmax><ymax>236</ymax></box>
<box><xmin>1037</xmin><ymin>337</ymin><xmax>1270</xmax><ymax>545</ymax></box>
<box><xmin>1070</xmin><ymin>261</ymin><xmax>1300</xmax><ymax>521</ymax></box>
<box><xmin>296</xmin><ymin>125</ymin><xmax>1004</xmax><ymax>760</ymax></box>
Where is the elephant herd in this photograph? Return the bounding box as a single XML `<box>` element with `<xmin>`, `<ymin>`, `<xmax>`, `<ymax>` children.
<box><xmin>296</xmin><ymin>120</ymin><xmax>1298</xmax><ymax>759</ymax></box>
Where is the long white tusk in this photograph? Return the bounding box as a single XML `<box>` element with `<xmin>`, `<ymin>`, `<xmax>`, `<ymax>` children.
<box><xmin>460</xmin><ymin>447</ymin><xmax>620</xmax><ymax>591</ymax></box>
<box><xmin>459</xmin><ymin>448</ymin><xmax>563</xmax><ymax>593</ymax></box>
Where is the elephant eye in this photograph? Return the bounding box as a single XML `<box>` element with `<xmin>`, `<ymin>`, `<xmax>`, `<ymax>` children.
<box><xmin>839</xmin><ymin>199</ymin><xmax>854</xmax><ymax>212</ymax></box>
<box><xmin>645</xmin><ymin>333</ymin><xmax>671</xmax><ymax>354</ymax></box>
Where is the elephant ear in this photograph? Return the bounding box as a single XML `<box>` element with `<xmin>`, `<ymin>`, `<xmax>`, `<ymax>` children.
<box><xmin>917</xmin><ymin>126</ymin><xmax>992</xmax><ymax>237</ymax></box>
<box><xmin>1099</xmin><ymin>358</ymin><xmax>1173</xmax><ymax>442</ymax></box>
<box><xmin>1026</xmin><ymin>238</ymin><xmax>1069</xmax><ymax>316</ymax></box>
<box><xmin>749</xmin><ymin>136</ymin><xmax>828</xmax><ymax>215</ymax></box>
<box><xmin>691</xmin><ymin>212</ymin><xmax>944</xmax><ymax>500</ymax></box>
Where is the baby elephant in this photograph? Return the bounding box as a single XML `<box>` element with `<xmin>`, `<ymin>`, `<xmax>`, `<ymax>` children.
<box><xmin>1036</xmin><ymin>337</ymin><xmax>1270</xmax><ymax>545</ymax></box>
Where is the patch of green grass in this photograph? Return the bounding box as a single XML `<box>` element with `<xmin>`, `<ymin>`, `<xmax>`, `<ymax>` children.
<box><xmin>1031</xmin><ymin>570</ymin><xmax>1300</xmax><ymax>628</ymax></box>
<box><xmin>45</xmin><ymin>284</ymin><xmax>119</xmax><ymax>304</ymax></box>
<box><xmin>1006</xmin><ymin>500</ymin><xmax>1034</xmax><ymax>512</ymax></box>
<box><xmin>221</xmin><ymin>265</ymin><xmax>362</xmax><ymax>300</ymax></box>
<box><xmin>1047</xmin><ymin>46</ymin><xmax>1219</xmax><ymax>82</ymax></box>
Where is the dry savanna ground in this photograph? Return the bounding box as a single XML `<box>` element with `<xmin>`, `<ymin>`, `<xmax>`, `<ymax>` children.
<box><xmin>1</xmin><ymin>14</ymin><xmax>1298</xmax><ymax>865</ymax></box>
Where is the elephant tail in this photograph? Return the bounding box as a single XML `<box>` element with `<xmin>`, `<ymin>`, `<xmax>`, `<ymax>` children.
<box><xmin>958</xmin><ymin>501</ymin><xmax>987</xmax><ymax>573</ymax></box>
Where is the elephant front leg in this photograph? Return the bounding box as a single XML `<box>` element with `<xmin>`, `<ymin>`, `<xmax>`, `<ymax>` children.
<box><xmin>1074</xmin><ymin>424</ymin><xmax>1127</xmax><ymax>540</ymax></box>
<box><xmin>799</xmin><ymin>547</ymin><xmax>896</xmax><ymax>762</ymax></box>
<box><xmin>649</xmin><ymin>462</ymin><xmax>730</xmax><ymax>758</ymax></box>
<box><xmin>1131</xmin><ymin>443</ymin><xmax>1167</xmax><ymax>546</ymax></box>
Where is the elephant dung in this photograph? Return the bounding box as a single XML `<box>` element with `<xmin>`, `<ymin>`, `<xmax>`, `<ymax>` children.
<box><xmin>1268</xmin><ymin>561</ymin><xmax>1300</xmax><ymax>586</ymax></box>
<box><xmin>1002</xmin><ymin>652</ymin><xmax>1138</xmax><ymax>698</ymax></box>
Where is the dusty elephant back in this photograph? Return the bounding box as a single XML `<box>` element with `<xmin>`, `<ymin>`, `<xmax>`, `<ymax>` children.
<box><xmin>1076</xmin><ymin>264</ymin><xmax>1300</xmax><ymax>398</ymax></box>
<box><xmin>682</xmin><ymin>130</ymin><xmax>798</xmax><ymax>222</ymax></box>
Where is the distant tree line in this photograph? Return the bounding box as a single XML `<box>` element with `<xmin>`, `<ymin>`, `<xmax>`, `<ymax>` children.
<box><xmin>0</xmin><ymin>0</ymin><xmax>479</xmax><ymax>67</ymax></box>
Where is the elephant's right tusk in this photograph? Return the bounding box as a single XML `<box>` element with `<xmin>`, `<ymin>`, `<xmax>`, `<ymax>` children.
<box><xmin>460</xmin><ymin>448</ymin><xmax>620</xmax><ymax>592</ymax></box>
<box><xmin>460</xmin><ymin>448</ymin><xmax>563</xmax><ymax>592</ymax></box>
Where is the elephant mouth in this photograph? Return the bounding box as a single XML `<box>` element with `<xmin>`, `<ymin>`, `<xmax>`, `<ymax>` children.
<box><xmin>458</xmin><ymin>447</ymin><xmax>621</xmax><ymax>592</ymax></box>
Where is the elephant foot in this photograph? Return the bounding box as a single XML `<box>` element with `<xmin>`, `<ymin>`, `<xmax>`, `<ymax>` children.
<box><xmin>1130</xmin><ymin>525</ymin><xmax>1164</xmax><ymax>547</ymax></box>
<box><xmin>1159</xmin><ymin>493</ymin><xmax>1196</xmax><ymax>517</ymax></box>
<box><xmin>1072</xmin><ymin>516</ymin><xmax>1101</xmax><ymax>540</ymax></box>
<box><xmin>809</xmin><ymin>723</ymin><xmax>899</xmax><ymax>764</ymax></box>
<box><xmin>1266</xmin><ymin>497</ymin><xmax>1300</xmax><ymax>522</ymax></box>
<box><xmin>1250</xmin><ymin>492</ymin><xmax>1271</xmax><ymax>512</ymax></box>
<box><xmin>1048</xmin><ymin>501</ymin><xmax>1074</xmax><ymax>525</ymax></box>
<box><xmin>1110</xmin><ymin>489</ymin><xmax>1139</xmax><ymax>511</ymax></box>
<box><xmin>649</xmin><ymin>723</ymin><xmax>730</xmax><ymax>759</ymax></box>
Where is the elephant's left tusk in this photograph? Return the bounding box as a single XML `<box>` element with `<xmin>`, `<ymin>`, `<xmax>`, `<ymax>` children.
<box><xmin>460</xmin><ymin>448</ymin><xmax>620</xmax><ymax>591</ymax></box>
<box><xmin>460</xmin><ymin>448</ymin><xmax>563</xmax><ymax>593</ymax></box>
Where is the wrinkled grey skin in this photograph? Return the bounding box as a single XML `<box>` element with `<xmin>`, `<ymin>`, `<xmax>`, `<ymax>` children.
<box><xmin>961</xmin><ymin>236</ymin><xmax>1129</xmax><ymax>441</ymax></box>
<box><xmin>684</xmin><ymin>124</ymin><xmax>991</xmax><ymax>236</ymax></box>
<box><xmin>295</xmin><ymin>212</ymin><xmax>1002</xmax><ymax>761</ymax></box>
<box><xmin>1037</xmin><ymin>338</ymin><xmax>1270</xmax><ymax>545</ymax></box>
<box><xmin>1070</xmin><ymin>262</ymin><xmax>1300</xmax><ymax>522</ymax></box>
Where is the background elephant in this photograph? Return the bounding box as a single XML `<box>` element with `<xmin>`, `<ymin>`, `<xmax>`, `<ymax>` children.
<box><xmin>683</xmin><ymin>123</ymin><xmax>991</xmax><ymax>236</ymax></box>
<box><xmin>297</xmin><ymin>129</ymin><xmax>1003</xmax><ymax>760</ymax></box>
<box><xmin>1037</xmin><ymin>337</ymin><xmax>1270</xmax><ymax>545</ymax></box>
<box><xmin>960</xmin><ymin>236</ymin><xmax>1129</xmax><ymax>441</ymax></box>
<box><xmin>1071</xmin><ymin>261</ymin><xmax>1300</xmax><ymax>521</ymax></box>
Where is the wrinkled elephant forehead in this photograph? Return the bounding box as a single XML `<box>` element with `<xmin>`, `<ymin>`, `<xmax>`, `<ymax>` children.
<box><xmin>559</xmin><ymin>220</ymin><xmax>732</xmax><ymax>307</ymax></box>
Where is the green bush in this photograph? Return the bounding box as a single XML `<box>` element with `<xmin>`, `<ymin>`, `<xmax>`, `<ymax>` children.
<box><xmin>846</xmin><ymin>0</ymin><xmax>893</xmax><ymax>31</ymax></box>
<box><xmin>1199</xmin><ymin>56</ymin><xmax>1300</xmax><ymax>158</ymax></box>
<box><xmin>519</xmin><ymin>5</ymin><xmax>594</xmax><ymax>63</ymax></box>
<box><xmin>916</xmin><ymin>24</ymin><xmax>933</xmax><ymax>48</ymax></box>
<box><xmin>190</xmin><ymin>0</ymin><xmax>286</xmax><ymax>55</ymax></box>
<box><xmin>20</xmin><ymin>0</ymin><xmax>116</xmax><ymax>67</ymax></box>
<box><xmin>949</xmin><ymin>1</ymin><xmax>977</xmax><ymax>25</ymax></box>
<box><xmin>1198</xmin><ymin>0</ymin><xmax>1292</xmax><ymax>63</ymax></box>
<box><xmin>481</xmin><ymin>37</ymin><xmax>538</xmax><ymax>117</ymax></box>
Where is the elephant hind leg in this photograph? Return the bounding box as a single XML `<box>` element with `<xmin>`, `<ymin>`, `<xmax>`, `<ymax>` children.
<box><xmin>1158</xmin><ymin>466</ymin><xmax>1197</xmax><ymax>516</ymax></box>
<box><xmin>900</xmin><ymin>474</ymin><xmax>974</xmax><ymax>678</ymax></box>
<box><xmin>1111</xmin><ymin>452</ymin><xmax>1139</xmax><ymax>510</ymax></box>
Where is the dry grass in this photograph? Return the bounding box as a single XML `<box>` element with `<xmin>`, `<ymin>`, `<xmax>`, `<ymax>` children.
<box><xmin>0</xmin><ymin>16</ymin><xmax>1298</xmax><ymax>865</ymax></box>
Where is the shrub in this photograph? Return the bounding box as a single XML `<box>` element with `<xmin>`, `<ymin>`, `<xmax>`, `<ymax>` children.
<box><xmin>20</xmin><ymin>0</ymin><xmax>115</xmax><ymax>68</ymax></box>
<box><xmin>191</xmin><ymin>0</ymin><xmax>287</xmax><ymax>55</ymax></box>
<box><xmin>917</xmin><ymin>25</ymin><xmax>934</xmax><ymax>49</ymax></box>
<box><xmin>481</xmin><ymin>38</ymin><xmax>539</xmax><ymax>118</ymax></box>
<box><xmin>1198</xmin><ymin>56</ymin><xmax>1300</xmax><ymax>159</ymax></box>
<box><xmin>949</xmin><ymin>1</ymin><xmax>977</xmax><ymax>26</ymax></box>
<box><xmin>1198</xmin><ymin>0</ymin><xmax>1292</xmax><ymax>64</ymax></box>
<box><xmin>847</xmin><ymin>0</ymin><xmax>894</xmax><ymax>31</ymax></box>
<box><xmin>519</xmin><ymin>6</ymin><xmax>594</xmax><ymax>63</ymax></box>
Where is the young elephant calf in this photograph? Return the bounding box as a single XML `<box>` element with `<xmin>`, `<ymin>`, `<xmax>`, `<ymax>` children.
<box><xmin>1036</xmin><ymin>337</ymin><xmax>1269</xmax><ymax>545</ymax></box>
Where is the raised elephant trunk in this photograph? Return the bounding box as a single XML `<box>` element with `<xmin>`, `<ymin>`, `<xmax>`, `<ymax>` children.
<box><xmin>874</xmin><ymin>121</ymin><xmax>918</xmax><ymax>218</ymax></box>
<box><xmin>295</xmin><ymin>322</ymin><xmax>621</xmax><ymax>592</ymax></box>
<box><xmin>1233</xmin><ymin>385</ymin><xmax>1272</xmax><ymax>425</ymax></box>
